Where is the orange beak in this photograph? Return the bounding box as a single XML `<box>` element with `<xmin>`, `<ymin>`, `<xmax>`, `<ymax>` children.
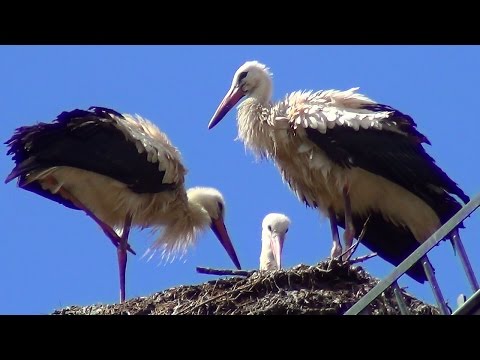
<box><xmin>210</xmin><ymin>217</ymin><xmax>242</xmax><ymax>270</ymax></box>
<box><xmin>208</xmin><ymin>85</ymin><xmax>245</xmax><ymax>130</ymax></box>
<box><xmin>270</xmin><ymin>233</ymin><xmax>285</xmax><ymax>269</ymax></box>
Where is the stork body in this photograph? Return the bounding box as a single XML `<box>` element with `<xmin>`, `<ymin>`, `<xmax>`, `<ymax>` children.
<box><xmin>208</xmin><ymin>61</ymin><xmax>468</xmax><ymax>283</ymax></box>
<box><xmin>6</xmin><ymin>107</ymin><xmax>241</xmax><ymax>302</ymax></box>
<box><xmin>259</xmin><ymin>213</ymin><xmax>290</xmax><ymax>270</ymax></box>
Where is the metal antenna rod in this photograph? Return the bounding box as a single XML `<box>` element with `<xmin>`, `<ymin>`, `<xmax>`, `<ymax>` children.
<box><xmin>451</xmin><ymin>228</ymin><xmax>479</xmax><ymax>292</ymax></box>
<box><xmin>392</xmin><ymin>281</ymin><xmax>410</xmax><ymax>315</ymax></box>
<box><xmin>422</xmin><ymin>256</ymin><xmax>450</xmax><ymax>315</ymax></box>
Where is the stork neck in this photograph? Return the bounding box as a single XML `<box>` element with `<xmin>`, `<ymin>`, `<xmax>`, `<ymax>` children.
<box><xmin>261</xmin><ymin>233</ymin><xmax>274</xmax><ymax>255</ymax></box>
<box><xmin>186</xmin><ymin>200</ymin><xmax>211</xmax><ymax>230</ymax></box>
<box><xmin>236</xmin><ymin>99</ymin><xmax>274</xmax><ymax>158</ymax></box>
<box><xmin>250</xmin><ymin>70</ymin><xmax>273</xmax><ymax>105</ymax></box>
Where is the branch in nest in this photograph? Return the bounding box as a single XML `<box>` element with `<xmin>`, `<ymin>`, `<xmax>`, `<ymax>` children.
<box><xmin>349</xmin><ymin>253</ymin><xmax>378</xmax><ymax>264</ymax></box>
<box><xmin>343</xmin><ymin>215</ymin><xmax>372</xmax><ymax>261</ymax></box>
<box><xmin>196</xmin><ymin>267</ymin><xmax>256</xmax><ymax>277</ymax></box>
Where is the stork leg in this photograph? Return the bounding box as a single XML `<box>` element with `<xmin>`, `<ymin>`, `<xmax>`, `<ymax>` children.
<box><xmin>55</xmin><ymin>186</ymin><xmax>135</xmax><ymax>302</ymax></box>
<box><xmin>42</xmin><ymin>177</ymin><xmax>136</xmax><ymax>303</ymax></box>
<box><xmin>43</xmin><ymin>177</ymin><xmax>136</xmax><ymax>255</ymax></box>
<box><xmin>117</xmin><ymin>213</ymin><xmax>132</xmax><ymax>303</ymax></box>
<box><xmin>342</xmin><ymin>184</ymin><xmax>355</xmax><ymax>262</ymax></box>
<box><xmin>328</xmin><ymin>207</ymin><xmax>342</xmax><ymax>259</ymax></box>
<box><xmin>79</xmin><ymin>205</ymin><xmax>136</xmax><ymax>255</ymax></box>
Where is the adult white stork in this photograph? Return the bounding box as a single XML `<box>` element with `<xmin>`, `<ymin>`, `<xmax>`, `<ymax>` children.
<box><xmin>259</xmin><ymin>213</ymin><xmax>291</xmax><ymax>271</ymax></box>
<box><xmin>207</xmin><ymin>60</ymin><xmax>469</xmax><ymax>285</ymax></box>
<box><xmin>5</xmin><ymin>106</ymin><xmax>242</xmax><ymax>303</ymax></box>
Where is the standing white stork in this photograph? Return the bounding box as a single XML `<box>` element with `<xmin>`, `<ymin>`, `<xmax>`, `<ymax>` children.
<box><xmin>5</xmin><ymin>106</ymin><xmax>242</xmax><ymax>303</ymax></box>
<box><xmin>207</xmin><ymin>60</ymin><xmax>469</xmax><ymax>285</ymax></box>
<box><xmin>259</xmin><ymin>213</ymin><xmax>291</xmax><ymax>271</ymax></box>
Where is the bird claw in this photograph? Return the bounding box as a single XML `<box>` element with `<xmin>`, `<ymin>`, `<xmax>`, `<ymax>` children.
<box><xmin>330</xmin><ymin>241</ymin><xmax>343</xmax><ymax>259</ymax></box>
<box><xmin>126</xmin><ymin>244</ymin><xmax>136</xmax><ymax>255</ymax></box>
<box><xmin>108</xmin><ymin>236</ymin><xmax>136</xmax><ymax>255</ymax></box>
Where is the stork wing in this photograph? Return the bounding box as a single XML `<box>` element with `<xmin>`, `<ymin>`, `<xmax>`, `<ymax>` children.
<box><xmin>281</xmin><ymin>88</ymin><xmax>468</xmax><ymax>221</ymax></box>
<box><xmin>302</xmin><ymin>112</ymin><xmax>468</xmax><ymax>223</ymax></box>
<box><xmin>5</xmin><ymin>107</ymin><xmax>185</xmax><ymax>194</ymax></box>
<box><xmin>283</xmin><ymin>88</ymin><xmax>429</xmax><ymax>143</ymax></box>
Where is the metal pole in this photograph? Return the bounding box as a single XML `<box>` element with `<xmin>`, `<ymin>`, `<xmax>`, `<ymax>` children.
<box><xmin>451</xmin><ymin>228</ymin><xmax>479</xmax><ymax>292</ymax></box>
<box><xmin>344</xmin><ymin>194</ymin><xmax>480</xmax><ymax>315</ymax></box>
<box><xmin>421</xmin><ymin>256</ymin><xmax>450</xmax><ymax>315</ymax></box>
<box><xmin>392</xmin><ymin>281</ymin><xmax>410</xmax><ymax>315</ymax></box>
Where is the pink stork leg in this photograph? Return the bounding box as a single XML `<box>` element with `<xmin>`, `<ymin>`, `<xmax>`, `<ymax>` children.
<box><xmin>81</xmin><ymin>208</ymin><xmax>136</xmax><ymax>256</ymax></box>
<box><xmin>328</xmin><ymin>207</ymin><xmax>343</xmax><ymax>259</ymax></box>
<box><xmin>117</xmin><ymin>213</ymin><xmax>132</xmax><ymax>303</ymax></box>
<box><xmin>44</xmin><ymin>177</ymin><xmax>136</xmax><ymax>303</ymax></box>
<box><xmin>43</xmin><ymin>177</ymin><xmax>136</xmax><ymax>255</ymax></box>
<box><xmin>342</xmin><ymin>183</ymin><xmax>355</xmax><ymax>261</ymax></box>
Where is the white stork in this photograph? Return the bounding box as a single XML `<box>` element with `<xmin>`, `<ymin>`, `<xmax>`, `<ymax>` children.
<box><xmin>207</xmin><ymin>61</ymin><xmax>469</xmax><ymax>285</ymax></box>
<box><xmin>5</xmin><ymin>106</ymin><xmax>242</xmax><ymax>303</ymax></box>
<box><xmin>259</xmin><ymin>213</ymin><xmax>291</xmax><ymax>271</ymax></box>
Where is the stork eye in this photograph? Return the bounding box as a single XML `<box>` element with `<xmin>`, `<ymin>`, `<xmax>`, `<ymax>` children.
<box><xmin>268</xmin><ymin>225</ymin><xmax>272</xmax><ymax>232</ymax></box>
<box><xmin>238</xmin><ymin>71</ymin><xmax>248</xmax><ymax>82</ymax></box>
<box><xmin>217</xmin><ymin>201</ymin><xmax>224</xmax><ymax>214</ymax></box>
<box><xmin>285</xmin><ymin>228</ymin><xmax>289</xmax><ymax>233</ymax></box>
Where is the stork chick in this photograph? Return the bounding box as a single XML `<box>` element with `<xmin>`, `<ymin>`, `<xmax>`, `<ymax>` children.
<box><xmin>260</xmin><ymin>213</ymin><xmax>291</xmax><ymax>270</ymax></box>
<box><xmin>207</xmin><ymin>61</ymin><xmax>469</xmax><ymax>284</ymax></box>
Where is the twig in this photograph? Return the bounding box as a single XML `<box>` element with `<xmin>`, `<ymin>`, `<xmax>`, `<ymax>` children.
<box><xmin>176</xmin><ymin>282</ymin><xmax>253</xmax><ymax>315</ymax></box>
<box><xmin>349</xmin><ymin>253</ymin><xmax>378</xmax><ymax>264</ymax></box>
<box><xmin>344</xmin><ymin>215</ymin><xmax>372</xmax><ymax>261</ymax></box>
<box><xmin>196</xmin><ymin>267</ymin><xmax>256</xmax><ymax>277</ymax></box>
<box><xmin>328</xmin><ymin>216</ymin><xmax>371</xmax><ymax>270</ymax></box>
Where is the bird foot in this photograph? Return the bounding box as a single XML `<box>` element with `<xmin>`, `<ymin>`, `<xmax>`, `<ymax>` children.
<box><xmin>126</xmin><ymin>244</ymin><xmax>137</xmax><ymax>256</ymax></box>
<box><xmin>330</xmin><ymin>242</ymin><xmax>343</xmax><ymax>260</ymax></box>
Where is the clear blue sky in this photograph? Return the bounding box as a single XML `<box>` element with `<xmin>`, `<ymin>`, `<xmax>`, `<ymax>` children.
<box><xmin>1</xmin><ymin>45</ymin><xmax>479</xmax><ymax>315</ymax></box>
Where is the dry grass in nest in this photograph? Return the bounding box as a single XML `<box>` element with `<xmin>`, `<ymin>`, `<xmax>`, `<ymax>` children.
<box><xmin>52</xmin><ymin>260</ymin><xmax>439</xmax><ymax>315</ymax></box>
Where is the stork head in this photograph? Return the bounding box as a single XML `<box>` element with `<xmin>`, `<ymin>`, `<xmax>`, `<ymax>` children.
<box><xmin>261</xmin><ymin>213</ymin><xmax>291</xmax><ymax>270</ymax></box>
<box><xmin>208</xmin><ymin>61</ymin><xmax>273</xmax><ymax>130</ymax></box>
<box><xmin>187</xmin><ymin>187</ymin><xmax>241</xmax><ymax>270</ymax></box>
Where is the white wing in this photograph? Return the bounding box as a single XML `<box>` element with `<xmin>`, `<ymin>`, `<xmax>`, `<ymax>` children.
<box><xmin>112</xmin><ymin>113</ymin><xmax>187</xmax><ymax>185</ymax></box>
<box><xmin>275</xmin><ymin>88</ymin><xmax>396</xmax><ymax>134</ymax></box>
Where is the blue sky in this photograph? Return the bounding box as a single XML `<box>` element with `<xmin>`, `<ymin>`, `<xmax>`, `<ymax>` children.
<box><xmin>1</xmin><ymin>45</ymin><xmax>479</xmax><ymax>315</ymax></box>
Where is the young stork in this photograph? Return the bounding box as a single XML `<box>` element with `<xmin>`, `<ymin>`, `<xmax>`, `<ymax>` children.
<box><xmin>5</xmin><ymin>106</ymin><xmax>242</xmax><ymax>303</ymax></box>
<box><xmin>259</xmin><ymin>213</ymin><xmax>291</xmax><ymax>270</ymax></box>
<box><xmin>207</xmin><ymin>61</ymin><xmax>469</xmax><ymax>284</ymax></box>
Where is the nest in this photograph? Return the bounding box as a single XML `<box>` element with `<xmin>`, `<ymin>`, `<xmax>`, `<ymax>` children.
<box><xmin>52</xmin><ymin>260</ymin><xmax>439</xmax><ymax>315</ymax></box>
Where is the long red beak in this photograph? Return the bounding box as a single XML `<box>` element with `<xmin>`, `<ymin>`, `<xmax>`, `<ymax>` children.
<box><xmin>210</xmin><ymin>217</ymin><xmax>242</xmax><ymax>270</ymax></box>
<box><xmin>270</xmin><ymin>233</ymin><xmax>285</xmax><ymax>269</ymax></box>
<box><xmin>208</xmin><ymin>85</ymin><xmax>245</xmax><ymax>130</ymax></box>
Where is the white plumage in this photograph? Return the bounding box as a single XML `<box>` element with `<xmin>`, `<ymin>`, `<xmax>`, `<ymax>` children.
<box><xmin>6</xmin><ymin>107</ymin><xmax>241</xmax><ymax>302</ymax></box>
<box><xmin>208</xmin><ymin>61</ymin><xmax>468</xmax><ymax>283</ymax></box>
<box><xmin>259</xmin><ymin>213</ymin><xmax>291</xmax><ymax>271</ymax></box>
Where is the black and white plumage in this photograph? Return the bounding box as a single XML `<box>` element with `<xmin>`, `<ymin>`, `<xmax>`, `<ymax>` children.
<box><xmin>5</xmin><ymin>106</ymin><xmax>242</xmax><ymax>302</ymax></box>
<box><xmin>207</xmin><ymin>61</ymin><xmax>469</xmax><ymax>283</ymax></box>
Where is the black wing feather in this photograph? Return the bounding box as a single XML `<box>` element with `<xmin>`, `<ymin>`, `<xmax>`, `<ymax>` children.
<box><xmin>337</xmin><ymin>212</ymin><xmax>429</xmax><ymax>283</ymax></box>
<box><xmin>20</xmin><ymin>180</ymin><xmax>80</xmax><ymax>211</ymax></box>
<box><xmin>362</xmin><ymin>104</ymin><xmax>431</xmax><ymax>145</ymax></box>
<box><xmin>305</xmin><ymin>126</ymin><xmax>468</xmax><ymax>223</ymax></box>
<box><xmin>304</xmin><ymin>107</ymin><xmax>468</xmax><ymax>284</ymax></box>
<box><xmin>5</xmin><ymin>107</ymin><xmax>175</xmax><ymax>194</ymax></box>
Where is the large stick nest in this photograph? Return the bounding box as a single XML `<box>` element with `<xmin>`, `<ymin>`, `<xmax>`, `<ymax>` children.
<box><xmin>52</xmin><ymin>260</ymin><xmax>439</xmax><ymax>315</ymax></box>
